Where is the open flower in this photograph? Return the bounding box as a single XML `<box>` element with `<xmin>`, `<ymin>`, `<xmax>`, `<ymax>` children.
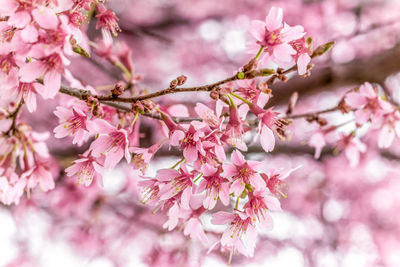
<box><xmin>89</xmin><ymin>119</ymin><xmax>131</xmax><ymax>169</ymax></box>
<box><xmin>345</xmin><ymin>82</ymin><xmax>393</xmax><ymax>124</ymax></box>
<box><xmin>65</xmin><ymin>154</ymin><xmax>103</xmax><ymax>186</ymax></box>
<box><xmin>157</xmin><ymin>164</ymin><xmax>195</xmax><ymax>210</ymax></box>
<box><xmin>198</xmin><ymin>164</ymin><xmax>230</xmax><ymax>210</ymax></box>
<box><xmin>223</xmin><ymin>150</ymin><xmax>265</xmax><ymax>196</ymax></box>
<box><xmin>212</xmin><ymin>209</ymin><xmax>258</xmax><ymax>259</ymax></box>
<box><xmin>54</xmin><ymin>106</ymin><xmax>91</xmax><ymax>146</ymax></box>
<box><xmin>244</xmin><ymin>189</ymin><xmax>281</xmax><ymax>231</ymax></box>
<box><xmin>249</xmin><ymin>7</ymin><xmax>305</xmax><ymax>64</ymax></box>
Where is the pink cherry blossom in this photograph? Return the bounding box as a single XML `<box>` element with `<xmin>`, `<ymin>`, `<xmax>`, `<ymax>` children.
<box><xmin>244</xmin><ymin>189</ymin><xmax>281</xmax><ymax>231</ymax></box>
<box><xmin>65</xmin><ymin>155</ymin><xmax>103</xmax><ymax>186</ymax></box>
<box><xmin>157</xmin><ymin>165</ymin><xmax>195</xmax><ymax>210</ymax></box>
<box><xmin>170</xmin><ymin>123</ymin><xmax>207</xmax><ymax>162</ymax></box>
<box><xmin>19</xmin><ymin>53</ymin><xmax>65</xmax><ymax>98</ymax></box>
<box><xmin>261</xmin><ymin>165</ymin><xmax>301</xmax><ymax>199</ymax></box>
<box><xmin>345</xmin><ymin>82</ymin><xmax>393</xmax><ymax>124</ymax></box>
<box><xmin>377</xmin><ymin>111</ymin><xmax>400</xmax><ymax>148</ymax></box>
<box><xmin>223</xmin><ymin>150</ymin><xmax>265</xmax><ymax>196</ymax></box>
<box><xmin>290</xmin><ymin>37</ymin><xmax>312</xmax><ymax>75</ymax></box>
<box><xmin>235</xmin><ymin>79</ymin><xmax>270</xmax><ymax>108</ymax></box>
<box><xmin>222</xmin><ymin>104</ymin><xmax>248</xmax><ymax>151</ymax></box>
<box><xmin>54</xmin><ymin>106</ymin><xmax>91</xmax><ymax>146</ymax></box>
<box><xmin>249</xmin><ymin>7</ymin><xmax>306</xmax><ymax>64</ymax></box>
<box><xmin>250</xmin><ymin>105</ymin><xmax>281</xmax><ymax>152</ymax></box>
<box><xmin>212</xmin><ymin>210</ymin><xmax>258</xmax><ymax>258</ymax></box>
<box><xmin>95</xmin><ymin>4</ymin><xmax>120</xmax><ymax>37</ymax></box>
<box><xmin>197</xmin><ymin>164</ymin><xmax>230</xmax><ymax>209</ymax></box>
<box><xmin>130</xmin><ymin>142</ymin><xmax>164</xmax><ymax>173</ymax></box>
<box><xmin>89</xmin><ymin>120</ymin><xmax>131</xmax><ymax>169</ymax></box>
<box><xmin>337</xmin><ymin>133</ymin><xmax>367</xmax><ymax>167</ymax></box>
<box><xmin>21</xmin><ymin>157</ymin><xmax>55</xmax><ymax>192</ymax></box>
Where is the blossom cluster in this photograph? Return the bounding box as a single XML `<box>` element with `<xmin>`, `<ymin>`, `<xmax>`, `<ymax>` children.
<box><xmin>1</xmin><ymin>2</ymin><xmax>400</xmax><ymax>265</ymax></box>
<box><xmin>307</xmin><ymin>82</ymin><xmax>400</xmax><ymax>168</ymax></box>
<box><xmin>0</xmin><ymin>0</ymin><xmax>119</xmax><ymax>203</ymax></box>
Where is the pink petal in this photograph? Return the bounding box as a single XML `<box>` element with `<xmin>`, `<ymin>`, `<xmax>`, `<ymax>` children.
<box><xmin>19</xmin><ymin>61</ymin><xmax>44</xmax><ymax>82</ymax></box>
<box><xmin>168</xmin><ymin>104</ymin><xmax>189</xmax><ymax>117</ymax></box>
<box><xmin>231</xmin><ymin>150</ymin><xmax>246</xmax><ymax>166</ymax></box>
<box><xmin>183</xmin><ymin>145</ymin><xmax>198</xmax><ymax>162</ymax></box>
<box><xmin>170</xmin><ymin>130</ymin><xmax>185</xmax><ymax>146</ymax></box>
<box><xmin>258</xmin><ymin>212</ymin><xmax>273</xmax><ymax>232</ymax></box>
<box><xmin>273</xmin><ymin>43</ymin><xmax>296</xmax><ymax>63</ymax></box>
<box><xmin>212</xmin><ymin>211</ymin><xmax>234</xmax><ymax>225</ymax></box>
<box><xmin>249</xmin><ymin>20</ymin><xmax>266</xmax><ymax>41</ymax></box>
<box><xmin>201</xmin><ymin>164</ymin><xmax>217</xmax><ymax>176</ymax></box>
<box><xmin>32</xmin><ymin>7</ymin><xmax>59</xmax><ymax>30</ymax></box>
<box><xmin>181</xmin><ymin>187</ymin><xmax>191</xmax><ymax>210</ymax></box>
<box><xmin>242</xmin><ymin>225</ymin><xmax>257</xmax><ymax>257</ymax></box>
<box><xmin>345</xmin><ymin>92</ymin><xmax>367</xmax><ymax>108</ymax></box>
<box><xmin>360</xmin><ymin>82</ymin><xmax>376</xmax><ymax>98</ymax></box>
<box><xmin>265</xmin><ymin>7</ymin><xmax>283</xmax><ymax>31</ymax></box>
<box><xmin>43</xmin><ymin>71</ymin><xmax>61</xmax><ymax>98</ymax></box>
<box><xmin>20</xmin><ymin>24</ymin><xmax>38</xmax><ymax>43</ymax></box>
<box><xmin>156</xmin><ymin>169</ymin><xmax>180</xmax><ymax>181</ymax></box>
<box><xmin>215</xmin><ymin>145</ymin><xmax>226</xmax><ymax>162</ymax></box>
<box><xmin>222</xmin><ymin>164</ymin><xmax>237</xmax><ymax>179</ymax></box>
<box><xmin>378</xmin><ymin>125</ymin><xmax>395</xmax><ymax>148</ymax></box>
<box><xmin>260</xmin><ymin>125</ymin><xmax>275</xmax><ymax>152</ymax></box>
<box><xmin>281</xmin><ymin>24</ymin><xmax>306</xmax><ymax>42</ymax></box>
<box><xmin>264</xmin><ymin>195</ymin><xmax>281</xmax><ymax>211</ymax></box>
<box><xmin>219</xmin><ymin>183</ymin><xmax>230</xmax><ymax>206</ymax></box>
<box><xmin>229</xmin><ymin>179</ymin><xmax>245</xmax><ymax>196</ymax></box>
<box><xmin>24</xmin><ymin>90</ymin><xmax>37</xmax><ymax>112</ymax></box>
<box><xmin>8</xmin><ymin>11</ymin><xmax>30</xmax><ymax>28</ymax></box>
<box><xmin>297</xmin><ymin>53</ymin><xmax>311</xmax><ymax>75</ymax></box>
<box><xmin>354</xmin><ymin>109</ymin><xmax>370</xmax><ymax>124</ymax></box>
<box><xmin>309</xmin><ymin>132</ymin><xmax>325</xmax><ymax>159</ymax></box>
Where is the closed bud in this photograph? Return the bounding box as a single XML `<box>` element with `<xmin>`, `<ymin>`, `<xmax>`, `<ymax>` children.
<box><xmin>132</xmin><ymin>101</ymin><xmax>145</xmax><ymax>113</ymax></box>
<box><xmin>142</xmin><ymin>100</ymin><xmax>155</xmax><ymax>112</ymax></box>
<box><xmin>242</xmin><ymin>58</ymin><xmax>258</xmax><ymax>73</ymax></box>
<box><xmin>312</xmin><ymin>41</ymin><xmax>335</xmax><ymax>57</ymax></box>
<box><xmin>338</xmin><ymin>98</ymin><xmax>352</xmax><ymax>113</ymax></box>
<box><xmin>210</xmin><ymin>90</ymin><xmax>220</xmax><ymax>100</ymax></box>
<box><xmin>111</xmin><ymin>82</ymin><xmax>124</xmax><ymax>97</ymax></box>
<box><xmin>317</xmin><ymin>117</ymin><xmax>328</xmax><ymax>126</ymax></box>
<box><xmin>170</xmin><ymin>79</ymin><xmax>178</xmax><ymax>88</ymax></box>
<box><xmin>237</xmin><ymin>72</ymin><xmax>245</xmax><ymax>79</ymax></box>
<box><xmin>176</xmin><ymin>75</ymin><xmax>187</xmax><ymax>85</ymax></box>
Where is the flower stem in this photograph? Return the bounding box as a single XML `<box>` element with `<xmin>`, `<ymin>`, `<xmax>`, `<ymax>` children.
<box><xmin>171</xmin><ymin>158</ymin><xmax>185</xmax><ymax>169</ymax></box>
<box><xmin>229</xmin><ymin>92</ymin><xmax>252</xmax><ymax>106</ymax></box>
<box><xmin>193</xmin><ymin>173</ymin><xmax>204</xmax><ymax>183</ymax></box>
<box><xmin>130</xmin><ymin>111</ymin><xmax>140</xmax><ymax>127</ymax></box>
<box><xmin>114</xmin><ymin>61</ymin><xmax>132</xmax><ymax>79</ymax></box>
<box><xmin>255</xmin><ymin>46</ymin><xmax>264</xmax><ymax>60</ymax></box>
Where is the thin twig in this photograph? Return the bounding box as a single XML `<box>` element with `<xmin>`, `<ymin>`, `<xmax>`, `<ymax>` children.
<box><xmin>283</xmin><ymin>106</ymin><xmax>340</xmax><ymax>120</ymax></box>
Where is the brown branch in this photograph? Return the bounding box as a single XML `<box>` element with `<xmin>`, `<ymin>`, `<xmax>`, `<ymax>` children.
<box><xmin>96</xmin><ymin>74</ymin><xmax>239</xmax><ymax>102</ymax></box>
<box><xmin>4</xmin><ymin>100</ymin><xmax>24</xmax><ymax>136</ymax></box>
<box><xmin>269</xmin><ymin>42</ymin><xmax>400</xmax><ymax>106</ymax></box>
<box><xmin>284</xmin><ymin>106</ymin><xmax>340</xmax><ymax>120</ymax></box>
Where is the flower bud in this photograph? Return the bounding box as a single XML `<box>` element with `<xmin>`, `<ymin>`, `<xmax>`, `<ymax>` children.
<box><xmin>132</xmin><ymin>101</ymin><xmax>145</xmax><ymax>113</ymax></box>
<box><xmin>176</xmin><ymin>75</ymin><xmax>187</xmax><ymax>85</ymax></box>
<box><xmin>210</xmin><ymin>90</ymin><xmax>220</xmax><ymax>100</ymax></box>
<box><xmin>142</xmin><ymin>100</ymin><xmax>156</xmax><ymax>112</ymax></box>
<box><xmin>111</xmin><ymin>82</ymin><xmax>124</xmax><ymax>97</ymax></box>
<box><xmin>170</xmin><ymin>79</ymin><xmax>178</xmax><ymax>89</ymax></box>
